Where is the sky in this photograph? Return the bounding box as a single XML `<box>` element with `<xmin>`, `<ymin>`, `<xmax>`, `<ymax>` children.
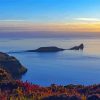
<box><xmin>0</xmin><ymin>0</ymin><xmax>100</xmax><ymax>38</ymax></box>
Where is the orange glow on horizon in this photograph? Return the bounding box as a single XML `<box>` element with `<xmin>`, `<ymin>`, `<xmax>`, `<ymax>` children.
<box><xmin>0</xmin><ymin>21</ymin><xmax>100</xmax><ymax>34</ymax></box>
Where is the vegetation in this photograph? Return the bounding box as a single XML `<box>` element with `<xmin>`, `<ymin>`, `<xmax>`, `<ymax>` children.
<box><xmin>0</xmin><ymin>52</ymin><xmax>27</xmax><ymax>79</ymax></box>
<box><xmin>0</xmin><ymin>80</ymin><xmax>99</xmax><ymax>100</ymax></box>
<box><xmin>0</xmin><ymin>67</ymin><xmax>100</xmax><ymax>100</ymax></box>
<box><xmin>0</xmin><ymin>52</ymin><xmax>99</xmax><ymax>100</ymax></box>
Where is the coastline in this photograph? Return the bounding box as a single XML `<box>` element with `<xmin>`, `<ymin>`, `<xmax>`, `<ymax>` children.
<box><xmin>0</xmin><ymin>38</ymin><xmax>100</xmax><ymax>100</ymax></box>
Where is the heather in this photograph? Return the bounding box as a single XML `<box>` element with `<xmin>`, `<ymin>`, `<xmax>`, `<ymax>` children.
<box><xmin>0</xmin><ymin>80</ymin><xmax>99</xmax><ymax>100</ymax></box>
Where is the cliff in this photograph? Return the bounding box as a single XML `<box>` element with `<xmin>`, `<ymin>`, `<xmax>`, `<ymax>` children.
<box><xmin>0</xmin><ymin>52</ymin><xmax>27</xmax><ymax>79</ymax></box>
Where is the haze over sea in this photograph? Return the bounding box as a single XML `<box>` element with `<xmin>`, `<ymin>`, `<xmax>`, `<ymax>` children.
<box><xmin>0</xmin><ymin>36</ymin><xmax>100</xmax><ymax>86</ymax></box>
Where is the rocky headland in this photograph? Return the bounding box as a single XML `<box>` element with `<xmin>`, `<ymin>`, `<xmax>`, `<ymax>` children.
<box><xmin>0</xmin><ymin>52</ymin><xmax>27</xmax><ymax>79</ymax></box>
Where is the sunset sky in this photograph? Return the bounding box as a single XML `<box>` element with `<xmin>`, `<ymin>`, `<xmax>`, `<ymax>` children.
<box><xmin>0</xmin><ymin>0</ymin><xmax>100</xmax><ymax>37</ymax></box>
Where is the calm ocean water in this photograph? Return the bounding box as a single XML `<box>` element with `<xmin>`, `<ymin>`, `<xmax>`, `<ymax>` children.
<box><xmin>0</xmin><ymin>38</ymin><xmax>100</xmax><ymax>86</ymax></box>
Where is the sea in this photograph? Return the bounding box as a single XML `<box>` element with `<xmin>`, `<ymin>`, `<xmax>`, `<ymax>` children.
<box><xmin>0</xmin><ymin>37</ymin><xmax>100</xmax><ymax>86</ymax></box>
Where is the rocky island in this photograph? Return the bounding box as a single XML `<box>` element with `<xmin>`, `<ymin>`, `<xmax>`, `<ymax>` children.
<box><xmin>27</xmin><ymin>46</ymin><xmax>65</xmax><ymax>52</ymax></box>
<box><xmin>26</xmin><ymin>44</ymin><xmax>84</xmax><ymax>52</ymax></box>
<box><xmin>9</xmin><ymin>44</ymin><xmax>84</xmax><ymax>53</ymax></box>
<box><xmin>0</xmin><ymin>52</ymin><xmax>27</xmax><ymax>79</ymax></box>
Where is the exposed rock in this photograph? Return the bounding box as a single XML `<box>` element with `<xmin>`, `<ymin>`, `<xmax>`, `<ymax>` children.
<box><xmin>27</xmin><ymin>46</ymin><xmax>65</xmax><ymax>52</ymax></box>
<box><xmin>69</xmin><ymin>44</ymin><xmax>84</xmax><ymax>50</ymax></box>
<box><xmin>26</xmin><ymin>44</ymin><xmax>84</xmax><ymax>52</ymax></box>
<box><xmin>0</xmin><ymin>67</ymin><xmax>13</xmax><ymax>82</ymax></box>
<box><xmin>9</xmin><ymin>44</ymin><xmax>84</xmax><ymax>53</ymax></box>
<box><xmin>0</xmin><ymin>52</ymin><xmax>27</xmax><ymax>79</ymax></box>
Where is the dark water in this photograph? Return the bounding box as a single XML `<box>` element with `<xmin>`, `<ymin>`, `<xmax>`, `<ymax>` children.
<box><xmin>0</xmin><ymin>38</ymin><xmax>100</xmax><ymax>86</ymax></box>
